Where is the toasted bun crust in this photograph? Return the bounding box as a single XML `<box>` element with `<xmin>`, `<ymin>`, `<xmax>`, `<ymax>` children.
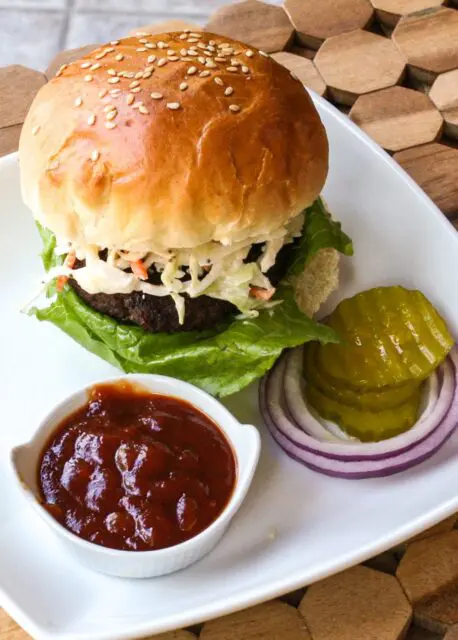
<box><xmin>19</xmin><ymin>32</ymin><xmax>328</xmax><ymax>252</ymax></box>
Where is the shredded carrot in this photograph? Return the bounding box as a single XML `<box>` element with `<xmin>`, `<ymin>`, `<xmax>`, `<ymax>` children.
<box><xmin>56</xmin><ymin>252</ymin><xmax>76</xmax><ymax>292</ymax></box>
<box><xmin>249</xmin><ymin>286</ymin><xmax>276</xmax><ymax>301</ymax></box>
<box><xmin>130</xmin><ymin>259</ymin><xmax>148</xmax><ymax>280</ymax></box>
<box><xmin>65</xmin><ymin>251</ymin><xmax>76</xmax><ymax>269</ymax></box>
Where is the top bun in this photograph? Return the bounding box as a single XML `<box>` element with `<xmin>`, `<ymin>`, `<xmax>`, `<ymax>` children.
<box><xmin>19</xmin><ymin>31</ymin><xmax>328</xmax><ymax>253</ymax></box>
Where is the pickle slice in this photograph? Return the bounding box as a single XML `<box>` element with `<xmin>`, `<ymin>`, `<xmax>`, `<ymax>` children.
<box><xmin>316</xmin><ymin>286</ymin><xmax>453</xmax><ymax>389</ymax></box>
<box><xmin>305</xmin><ymin>381</ymin><xmax>422</xmax><ymax>442</ymax></box>
<box><xmin>304</xmin><ymin>343</ymin><xmax>420</xmax><ymax>411</ymax></box>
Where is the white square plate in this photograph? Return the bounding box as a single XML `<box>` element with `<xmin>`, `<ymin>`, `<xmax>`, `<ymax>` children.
<box><xmin>1</xmin><ymin>96</ymin><xmax>458</xmax><ymax>640</ymax></box>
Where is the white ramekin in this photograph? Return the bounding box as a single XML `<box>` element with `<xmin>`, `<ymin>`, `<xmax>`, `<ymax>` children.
<box><xmin>9</xmin><ymin>374</ymin><xmax>261</xmax><ymax>579</ymax></box>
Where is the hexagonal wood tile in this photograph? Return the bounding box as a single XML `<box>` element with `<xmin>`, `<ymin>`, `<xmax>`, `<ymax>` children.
<box><xmin>299</xmin><ymin>565</ymin><xmax>412</xmax><ymax>640</ymax></box>
<box><xmin>429</xmin><ymin>69</ymin><xmax>458</xmax><ymax>140</ymax></box>
<box><xmin>407</xmin><ymin>515</ymin><xmax>458</xmax><ymax>545</ymax></box>
<box><xmin>350</xmin><ymin>86</ymin><xmax>443</xmax><ymax>152</ymax></box>
<box><xmin>143</xmin><ymin>631</ymin><xmax>197</xmax><ymax>640</ymax></box>
<box><xmin>315</xmin><ymin>29</ymin><xmax>405</xmax><ymax>105</ymax></box>
<box><xmin>205</xmin><ymin>0</ymin><xmax>294</xmax><ymax>53</ymax></box>
<box><xmin>369</xmin><ymin>0</ymin><xmax>446</xmax><ymax>28</ymax></box>
<box><xmin>407</xmin><ymin>627</ymin><xmax>443</xmax><ymax>640</ymax></box>
<box><xmin>0</xmin><ymin>124</ymin><xmax>22</xmax><ymax>158</ymax></box>
<box><xmin>0</xmin><ymin>65</ymin><xmax>46</xmax><ymax>128</ymax></box>
<box><xmin>397</xmin><ymin>531</ymin><xmax>458</xmax><ymax>604</ymax></box>
<box><xmin>394</xmin><ymin>143</ymin><xmax>458</xmax><ymax>217</ymax></box>
<box><xmin>271</xmin><ymin>52</ymin><xmax>327</xmax><ymax>96</ymax></box>
<box><xmin>128</xmin><ymin>20</ymin><xmax>201</xmax><ymax>37</ymax></box>
<box><xmin>290</xmin><ymin>45</ymin><xmax>316</xmax><ymax>60</ymax></box>
<box><xmin>200</xmin><ymin>600</ymin><xmax>311</xmax><ymax>639</ymax></box>
<box><xmin>284</xmin><ymin>0</ymin><xmax>374</xmax><ymax>49</ymax></box>
<box><xmin>45</xmin><ymin>44</ymin><xmax>98</xmax><ymax>80</ymax></box>
<box><xmin>414</xmin><ymin>582</ymin><xmax>458</xmax><ymax>635</ymax></box>
<box><xmin>0</xmin><ymin>609</ymin><xmax>30</xmax><ymax>639</ymax></box>
<box><xmin>393</xmin><ymin>7</ymin><xmax>458</xmax><ymax>84</ymax></box>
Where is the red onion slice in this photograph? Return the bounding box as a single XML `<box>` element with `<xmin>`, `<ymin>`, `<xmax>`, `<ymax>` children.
<box><xmin>260</xmin><ymin>352</ymin><xmax>458</xmax><ymax>478</ymax></box>
<box><xmin>279</xmin><ymin>347</ymin><xmax>451</xmax><ymax>460</ymax></box>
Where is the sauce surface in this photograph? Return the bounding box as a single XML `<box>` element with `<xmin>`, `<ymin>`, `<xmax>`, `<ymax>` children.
<box><xmin>38</xmin><ymin>382</ymin><xmax>236</xmax><ymax>551</ymax></box>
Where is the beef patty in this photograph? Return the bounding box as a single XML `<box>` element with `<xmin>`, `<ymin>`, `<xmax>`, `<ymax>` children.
<box><xmin>69</xmin><ymin>242</ymin><xmax>295</xmax><ymax>333</ymax></box>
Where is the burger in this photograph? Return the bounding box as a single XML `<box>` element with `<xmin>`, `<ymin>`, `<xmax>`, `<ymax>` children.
<box><xmin>19</xmin><ymin>31</ymin><xmax>352</xmax><ymax>396</ymax></box>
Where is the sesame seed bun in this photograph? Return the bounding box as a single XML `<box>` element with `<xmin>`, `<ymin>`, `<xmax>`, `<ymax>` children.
<box><xmin>19</xmin><ymin>32</ymin><xmax>328</xmax><ymax>253</ymax></box>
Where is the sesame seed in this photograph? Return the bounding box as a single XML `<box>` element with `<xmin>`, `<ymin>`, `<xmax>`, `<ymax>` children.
<box><xmin>110</xmin><ymin>40</ymin><xmax>120</xmax><ymax>45</ymax></box>
<box><xmin>56</xmin><ymin>63</ymin><xmax>67</xmax><ymax>76</ymax></box>
<box><xmin>105</xmin><ymin>109</ymin><xmax>117</xmax><ymax>121</ymax></box>
<box><xmin>132</xmin><ymin>101</ymin><xmax>143</xmax><ymax>109</ymax></box>
<box><xmin>147</xmin><ymin>54</ymin><xmax>156</xmax><ymax>63</ymax></box>
<box><xmin>221</xmin><ymin>48</ymin><xmax>234</xmax><ymax>55</ymax></box>
<box><xmin>150</xmin><ymin>92</ymin><xmax>163</xmax><ymax>99</ymax></box>
<box><xmin>207</xmin><ymin>45</ymin><xmax>216</xmax><ymax>52</ymax></box>
<box><xmin>137</xmin><ymin>47</ymin><xmax>147</xmax><ymax>52</ymax></box>
<box><xmin>109</xmin><ymin>88</ymin><xmax>121</xmax><ymax>95</ymax></box>
<box><xmin>90</xmin><ymin>62</ymin><xmax>101</xmax><ymax>71</ymax></box>
<box><xmin>32</xmin><ymin>125</ymin><xmax>40</xmax><ymax>135</ymax></box>
<box><xmin>107</xmin><ymin>68</ymin><xmax>117</xmax><ymax>76</ymax></box>
<box><xmin>117</xmin><ymin>71</ymin><xmax>126</xmax><ymax>77</ymax></box>
<box><xmin>84</xmin><ymin>74</ymin><xmax>93</xmax><ymax>82</ymax></box>
<box><xmin>259</xmin><ymin>50</ymin><xmax>269</xmax><ymax>57</ymax></box>
<box><xmin>104</xmin><ymin>47</ymin><xmax>115</xmax><ymax>54</ymax></box>
<box><xmin>139</xmin><ymin>38</ymin><xmax>148</xmax><ymax>44</ymax></box>
<box><xmin>206</xmin><ymin>60</ymin><xmax>217</xmax><ymax>68</ymax></box>
<box><xmin>180</xmin><ymin>57</ymin><xmax>192</xmax><ymax>61</ymax></box>
<box><xmin>242</xmin><ymin>65</ymin><xmax>249</xmax><ymax>73</ymax></box>
<box><xmin>214</xmin><ymin>76</ymin><xmax>224</xmax><ymax>86</ymax></box>
<box><xmin>188</xmin><ymin>49</ymin><xmax>198</xmax><ymax>56</ymax></box>
<box><xmin>143</xmin><ymin>70</ymin><xmax>153</xmax><ymax>78</ymax></box>
<box><xmin>145</xmin><ymin>42</ymin><xmax>156</xmax><ymax>49</ymax></box>
<box><xmin>80</xmin><ymin>62</ymin><xmax>91</xmax><ymax>69</ymax></box>
<box><xmin>145</xmin><ymin>65</ymin><xmax>154</xmax><ymax>72</ymax></box>
<box><xmin>199</xmin><ymin>70</ymin><xmax>211</xmax><ymax>77</ymax></box>
<box><xmin>91</xmin><ymin>150</ymin><xmax>100</xmax><ymax>161</ymax></box>
<box><xmin>291</xmin><ymin>71</ymin><xmax>298</xmax><ymax>80</ymax></box>
<box><xmin>168</xmin><ymin>56</ymin><xmax>179</xmax><ymax>61</ymax></box>
<box><xmin>95</xmin><ymin>51</ymin><xmax>107</xmax><ymax>60</ymax></box>
<box><xmin>214</xmin><ymin>57</ymin><xmax>226</xmax><ymax>62</ymax></box>
<box><xmin>136</xmin><ymin>31</ymin><xmax>148</xmax><ymax>36</ymax></box>
<box><xmin>139</xmin><ymin>105</ymin><xmax>149</xmax><ymax>114</ymax></box>
<box><xmin>203</xmin><ymin>51</ymin><xmax>213</xmax><ymax>57</ymax></box>
<box><xmin>230</xmin><ymin>59</ymin><xmax>241</xmax><ymax>66</ymax></box>
<box><xmin>198</xmin><ymin>56</ymin><xmax>206</xmax><ymax>64</ymax></box>
<box><xmin>179</xmin><ymin>82</ymin><xmax>188</xmax><ymax>90</ymax></box>
<box><xmin>197</xmin><ymin>42</ymin><xmax>206</xmax><ymax>50</ymax></box>
<box><xmin>129</xmin><ymin>80</ymin><xmax>140</xmax><ymax>88</ymax></box>
<box><xmin>157</xmin><ymin>58</ymin><xmax>167</xmax><ymax>67</ymax></box>
<box><xmin>184</xmin><ymin>28</ymin><xmax>192</xmax><ymax>33</ymax></box>
<box><xmin>108</xmin><ymin>77</ymin><xmax>120</xmax><ymax>84</ymax></box>
<box><xmin>105</xmin><ymin>121</ymin><xmax>116</xmax><ymax>129</ymax></box>
<box><xmin>224</xmin><ymin>86</ymin><xmax>234</xmax><ymax>96</ymax></box>
<box><xmin>180</xmin><ymin>48</ymin><xmax>187</xmax><ymax>56</ymax></box>
<box><xmin>104</xmin><ymin>104</ymin><xmax>116</xmax><ymax>113</ymax></box>
<box><xmin>179</xmin><ymin>33</ymin><xmax>187</xmax><ymax>40</ymax></box>
<box><xmin>187</xmin><ymin>66</ymin><xmax>197</xmax><ymax>75</ymax></box>
<box><xmin>74</xmin><ymin>96</ymin><xmax>83</xmax><ymax>107</ymax></box>
<box><xmin>98</xmin><ymin>89</ymin><xmax>108</xmax><ymax>98</ymax></box>
<box><xmin>245</xmin><ymin>50</ymin><xmax>254</xmax><ymax>57</ymax></box>
<box><xmin>226</xmin><ymin>66</ymin><xmax>238</xmax><ymax>72</ymax></box>
<box><xmin>167</xmin><ymin>49</ymin><xmax>175</xmax><ymax>56</ymax></box>
<box><xmin>167</xmin><ymin>102</ymin><xmax>181</xmax><ymax>110</ymax></box>
<box><xmin>219</xmin><ymin>42</ymin><xmax>230</xmax><ymax>48</ymax></box>
<box><xmin>87</xmin><ymin>113</ymin><xmax>96</xmax><ymax>125</ymax></box>
<box><xmin>115</xmin><ymin>53</ymin><xmax>124</xmax><ymax>61</ymax></box>
<box><xmin>126</xmin><ymin>94</ymin><xmax>135</xmax><ymax>105</ymax></box>
<box><xmin>187</xmin><ymin>37</ymin><xmax>198</xmax><ymax>43</ymax></box>
<box><xmin>209</xmin><ymin>40</ymin><xmax>216</xmax><ymax>46</ymax></box>
<box><xmin>229</xmin><ymin>104</ymin><xmax>241</xmax><ymax>112</ymax></box>
<box><xmin>124</xmin><ymin>72</ymin><xmax>135</xmax><ymax>78</ymax></box>
<box><xmin>189</xmin><ymin>32</ymin><xmax>201</xmax><ymax>38</ymax></box>
<box><xmin>134</xmin><ymin>71</ymin><xmax>144</xmax><ymax>79</ymax></box>
<box><xmin>131</xmin><ymin>87</ymin><xmax>141</xmax><ymax>93</ymax></box>
<box><xmin>157</xmin><ymin>41</ymin><xmax>167</xmax><ymax>49</ymax></box>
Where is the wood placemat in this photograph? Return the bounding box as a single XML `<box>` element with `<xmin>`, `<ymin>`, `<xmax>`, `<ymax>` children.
<box><xmin>1</xmin><ymin>2</ymin><xmax>458</xmax><ymax>638</ymax></box>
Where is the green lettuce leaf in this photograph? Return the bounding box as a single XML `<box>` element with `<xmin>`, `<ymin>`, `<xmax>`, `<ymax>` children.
<box><xmin>288</xmin><ymin>198</ymin><xmax>353</xmax><ymax>277</ymax></box>
<box><xmin>31</xmin><ymin>199</ymin><xmax>353</xmax><ymax>396</ymax></box>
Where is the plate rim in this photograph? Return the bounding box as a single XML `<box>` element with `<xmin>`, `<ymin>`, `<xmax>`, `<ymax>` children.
<box><xmin>2</xmin><ymin>92</ymin><xmax>458</xmax><ymax>640</ymax></box>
